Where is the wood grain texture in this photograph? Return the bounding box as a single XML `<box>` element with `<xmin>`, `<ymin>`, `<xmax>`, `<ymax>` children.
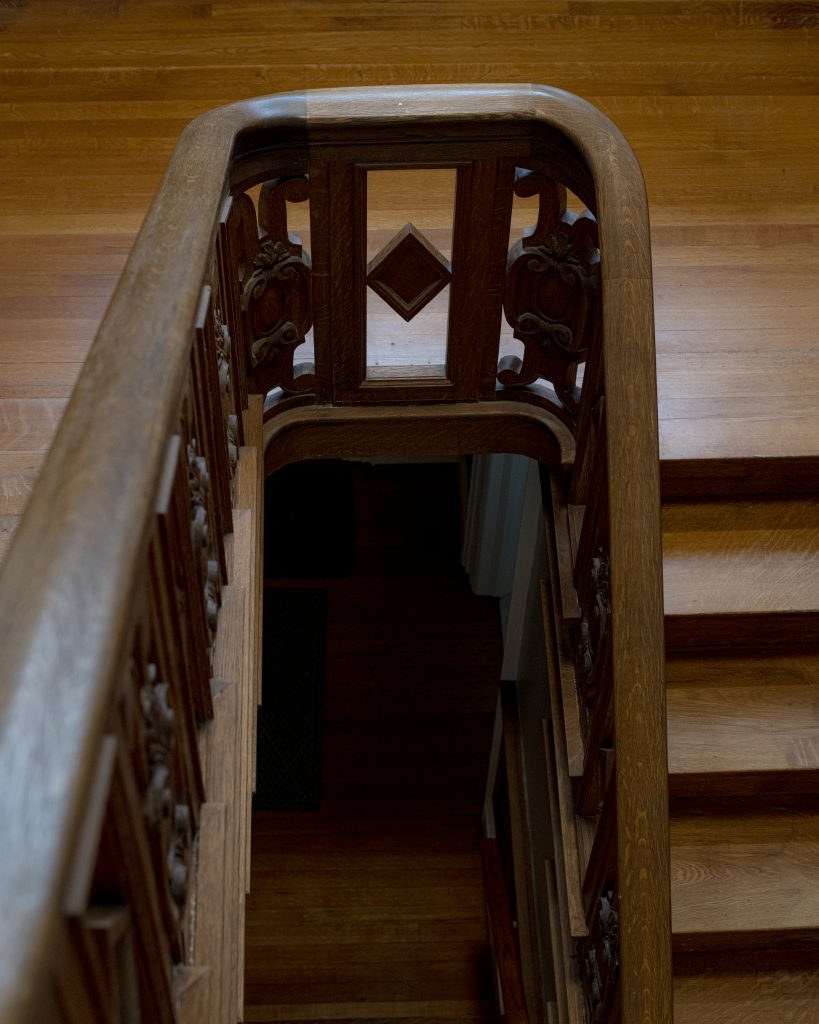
<box><xmin>0</xmin><ymin>0</ymin><xmax>815</xmax><ymax>547</ymax></box>
<box><xmin>662</xmin><ymin>497</ymin><xmax>819</xmax><ymax>646</ymax></box>
<box><xmin>670</xmin><ymin>810</ymin><xmax>819</xmax><ymax>945</ymax></box>
<box><xmin>674</xmin><ymin>964</ymin><xmax>819</xmax><ymax>1024</ymax></box>
<box><xmin>0</xmin><ymin>2</ymin><xmax>815</xmax><ymax>1021</ymax></box>
<box><xmin>666</xmin><ymin>650</ymin><xmax>819</xmax><ymax>784</ymax></box>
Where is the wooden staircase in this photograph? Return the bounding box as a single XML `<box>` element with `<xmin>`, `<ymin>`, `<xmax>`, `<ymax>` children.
<box><xmin>0</xmin><ymin>7</ymin><xmax>815</xmax><ymax>1007</ymax></box>
<box><xmin>665</xmin><ymin>493</ymin><xmax>819</xmax><ymax>1019</ymax></box>
<box><xmin>545</xmin><ymin>477</ymin><xmax>819</xmax><ymax>1021</ymax></box>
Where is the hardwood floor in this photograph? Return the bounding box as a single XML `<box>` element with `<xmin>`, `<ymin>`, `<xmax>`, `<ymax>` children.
<box><xmin>245</xmin><ymin>462</ymin><xmax>502</xmax><ymax>1023</ymax></box>
<box><xmin>0</xmin><ymin>0</ymin><xmax>817</xmax><ymax>564</ymax></box>
<box><xmin>1</xmin><ymin>4</ymin><xmax>818</xmax><ymax>1020</ymax></box>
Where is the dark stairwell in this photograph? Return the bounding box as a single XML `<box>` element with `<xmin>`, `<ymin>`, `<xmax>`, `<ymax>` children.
<box><xmin>244</xmin><ymin>460</ymin><xmax>503</xmax><ymax>1024</ymax></box>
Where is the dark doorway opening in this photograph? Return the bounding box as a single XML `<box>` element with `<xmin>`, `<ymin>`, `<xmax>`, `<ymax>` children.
<box><xmin>247</xmin><ymin>459</ymin><xmax>502</xmax><ymax>1020</ymax></box>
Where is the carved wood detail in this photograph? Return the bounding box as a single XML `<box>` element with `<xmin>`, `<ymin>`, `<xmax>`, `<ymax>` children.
<box><xmin>500</xmin><ymin>169</ymin><xmax>600</xmax><ymax>427</ymax></box>
<box><xmin>137</xmin><ymin>659</ymin><xmax>193</xmax><ymax>952</ymax></box>
<box><xmin>241</xmin><ymin>176</ymin><xmax>315</xmax><ymax>397</ymax></box>
<box><xmin>366</xmin><ymin>223</ymin><xmax>452</xmax><ymax>322</ymax></box>
<box><xmin>575</xmin><ymin>553</ymin><xmax>611</xmax><ymax>711</ymax></box>
<box><xmin>578</xmin><ymin>891</ymin><xmax>620</xmax><ymax>1024</ymax></box>
<box><xmin>187</xmin><ymin>439</ymin><xmax>222</xmax><ymax>654</ymax></box>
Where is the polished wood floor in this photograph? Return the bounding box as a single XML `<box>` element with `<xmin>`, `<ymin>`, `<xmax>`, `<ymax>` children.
<box><xmin>245</xmin><ymin>462</ymin><xmax>502</xmax><ymax>1023</ymax></box>
<box><xmin>1</xmin><ymin>0</ymin><xmax>818</xmax><ymax>563</ymax></box>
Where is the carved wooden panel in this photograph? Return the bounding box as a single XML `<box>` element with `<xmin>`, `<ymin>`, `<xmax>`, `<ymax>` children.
<box><xmin>578</xmin><ymin>891</ymin><xmax>621</xmax><ymax>1024</ymax></box>
<box><xmin>366</xmin><ymin>222</ymin><xmax>452</xmax><ymax>322</ymax></box>
<box><xmin>217</xmin><ymin>196</ymin><xmax>250</xmax><ymax>437</ymax></box>
<box><xmin>237</xmin><ymin>176</ymin><xmax>316</xmax><ymax>397</ymax></box>
<box><xmin>151</xmin><ymin>437</ymin><xmax>212</xmax><ymax>725</ymax></box>
<box><xmin>500</xmin><ymin>169</ymin><xmax>600</xmax><ymax>427</ymax></box>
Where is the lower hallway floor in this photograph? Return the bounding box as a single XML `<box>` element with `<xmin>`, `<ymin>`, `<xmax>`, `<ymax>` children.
<box><xmin>244</xmin><ymin>461</ymin><xmax>504</xmax><ymax>1023</ymax></box>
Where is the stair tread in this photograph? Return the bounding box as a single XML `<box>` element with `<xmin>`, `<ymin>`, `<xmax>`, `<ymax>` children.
<box><xmin>674</xmin><ymin>966</ymin><xmax>819</xmax><ymax>1023</ymax></box>
<box><xmin>666</xmin><ymin>651</ymin><xmax>819</xmax><ymax>778</ymax></box>
<box><xmin>662</xmin><ymin>497</ymin><xmax>819</xmax><ymax>619</ymax></box>
<box><xmin>671</xmin><ymin>811</ymin><xmax>819</xmax><ymax>939</ymax></box>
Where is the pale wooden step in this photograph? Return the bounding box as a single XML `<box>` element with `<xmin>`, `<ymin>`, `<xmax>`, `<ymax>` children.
<box><xmin>671</xmin><ymin>810</ymin><xmax>819</xmax><ymax>951</ymax></box>
<box><xmin>662</xmin><ymin>497</ymin><xmax>819</xmax><ymax>647</ymax></box>
<box><xmin>674</xmin><ymin>965</ymin><xmax>819</xmax><ymax>1024</ymax></box>
<box><xmin>666</xmin><ymin>650</ymin><xmax>819</xmax><ymax>801</ymax></box>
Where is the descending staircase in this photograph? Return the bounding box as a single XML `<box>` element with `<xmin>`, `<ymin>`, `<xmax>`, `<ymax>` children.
<box><xmin>2</xmin><ymin>81</ymin><xmax>815</xmax><ymax>1024</ymax></box>
<box><xmin>545</xmin><ymin>479</ymin><xmax>819</xmax><ymax>1021</ymax></box>
<box><xmin>244</xmin><ymin>462</ymin><xmax>501</xmax><ymax>1024</ymax></box>
<box><xmin>664</xmin><ymin>494</ymin><xmax>819</xmax><ymax>1019</ymax></box>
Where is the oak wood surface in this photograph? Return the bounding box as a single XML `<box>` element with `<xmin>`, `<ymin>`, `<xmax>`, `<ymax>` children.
<box><xmin>674</xmin><ymin>966</ymin><xmax>819</xmax><ymax>1024</ymax></box>
<box><xmin>0</xmin><ymin>0</ymin><xmax>816</xmax><ymax>547</ymax></box>
<box><xmin>670</xmin><ymin>810</ymin><xmax>819</xmax><ymax>944</ymax></box>
<box><xmin>0</xmin><ymin>2</ymin><xmax>815</xmax><ymax>1021</ymax></box>
<box><xmin>662</xmin><ymin>498</ymin><xmax>819</xmax><ymax>647</ymax></box>
<box><xmin>667</xmin><ymin>670</ymin><xmax>819</xmax><ymax>787</ymax></box>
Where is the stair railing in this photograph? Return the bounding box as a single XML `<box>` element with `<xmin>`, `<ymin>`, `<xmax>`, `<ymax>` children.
<box><xmin>0</xmin><ymin>85</ymin><xmax>670</xmax><ymax>1023</ymax></box>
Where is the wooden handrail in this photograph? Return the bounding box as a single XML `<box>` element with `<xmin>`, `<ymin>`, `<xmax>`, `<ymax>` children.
<box><xmin>0</xmin><ymin>85</ymin><xmax>670</xmax><ymax>1023</ymax></box>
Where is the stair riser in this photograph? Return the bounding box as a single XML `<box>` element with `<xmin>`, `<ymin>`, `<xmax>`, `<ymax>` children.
<box><xmin>666</xmin><ymin>613</ymin><xmax>819</xmax><ymax>649</ymax></box>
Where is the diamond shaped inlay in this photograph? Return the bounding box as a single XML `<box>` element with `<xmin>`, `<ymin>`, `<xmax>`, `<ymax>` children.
<box><xmin>366</xmin><ymin>223</ymin><xmax>452</xmax><ymax>322</ymax></box>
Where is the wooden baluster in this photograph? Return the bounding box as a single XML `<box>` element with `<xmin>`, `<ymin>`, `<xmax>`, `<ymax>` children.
<box><xmin>579</xmin><ymin>889</ymin><xmax>621</xmax><ymax>1024</ymax></box>
<box><xmin>500</xmin><ymin>168</ymin><xmax>600</xmax><ymax>430</ymax></box>
<box><xmin>193</xmin><ymin>287</ymin><xmax>233</xmax><ymax>552</ymax></box>
<box><xmin>447</xmin><ymin>157</ymin><xmax>516</xmax><ymax>398</ymax></box>
<box><xmin>209</xmin><ymin>265</ymin><xmax>243</xmax><ymax>493</ymax></box>
<box><xmin>578</xmin><ymin>772</ymin><xmax>620</xmax><ymax>1021</ymax></box>
<box><xmin>222</xmin><ymin>193</ymin><xmax>254</xmax><ymax>423</ymax></box>
<box><xmin>571</xmin><ymin>315</ymin><xmax>606</xmax><ymax>506</ymax></box>
<box><xmin>147</xmin><ymin>547</ymin><xmax>206</xmax><ymax>817</ymax></box>
<box><xmin>153</xmin><ymin>434</ymin><xmax>213</xmax><ymax>722</ymax></box>
<box><xmin>185</xmin><ymin>359</ymin><xmax>226</xmax><ymax>587</ymax></box>
<box><xmin>182</xmin><ymin>387</ymin><xmax>226</xmax><ymax>664</ymax></box>
<box><xmin>104</xmin><ymin>742</ymin><xmax>176</xmax><ymax>1023</ymax></box>
<box><xmin>237</xmin><ymin>178</ymin><xmax>314</xmax><ymax>397</ymax></box>
<box><xmin>130</xmin><ymin>612</ymin><xmax>194</xmax><ymax>966</ymax></box>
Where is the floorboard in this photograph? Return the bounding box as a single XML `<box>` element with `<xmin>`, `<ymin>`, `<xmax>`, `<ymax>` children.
<box><xmin>0</xmin><ymin>0</ymin><xmax>817</xmax><ymax>562</ymax></box>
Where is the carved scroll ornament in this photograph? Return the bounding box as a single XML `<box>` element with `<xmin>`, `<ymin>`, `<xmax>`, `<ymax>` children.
<box><xmin>140</xmin><ymin>665</ymin><xmax>175</xmax><ymax>827</ymax></box>
<box><xmin>500</xmin><ymin>170</ymin><xmax>600</xmax><ymax>426</ymax></box>
<box><xmin>240</xmin><ymin>177</ymin><xmax>314</xmax><ymax>396</ymax></box>
<box><xmin>140</xmin><ymin>664</ymin><xmax>192</xmax><ymax>917</ymax></box>
<box><xmin>575</xmin><ymin>552</ymin><xmax>611</xmax><ymax>709</ymax></box>
<box><xmin>579</xmin><ymin>892</ymin><xmax>620</xmax><ymax>1023</ymax></box>
<box><xmin>187</xmin><ymin>439</ymin><xmax>221</xmax><ymax>647</ymax></box>
<box><xmin>215</xmin><ymin>318</ymin><xmax>232</xmax><ymax>409</ymax></box>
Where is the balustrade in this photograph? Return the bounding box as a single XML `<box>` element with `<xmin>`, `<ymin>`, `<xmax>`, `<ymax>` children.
<box><xmin>0</xmin><ymin>85</ymin><xmax>668</xmax><ymax>1024</ymax></box>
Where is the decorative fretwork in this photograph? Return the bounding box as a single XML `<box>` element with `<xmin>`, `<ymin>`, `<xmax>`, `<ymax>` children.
<box><xmin>187</xmin><ymin>439</ymin><xmax>221</xmax><ymax>651</ymax></box>
<box><xmin>366</xmin><ymin>223</ymin><xmax>452</xmax><ymax>322</ymax></box>
<box><xmin>227</xmin><ymin>413</ymin><xmax>239</xmax><ymax>478</ymax></box>
<box><xmin>135</xmin><ymin>658</ymin><xmax>193</xmax><ymax>964</ymax></box>
<box><xmin>140</xmin><ymin>665</ymin><xmax>175</xmax><ymax>826</ymax></box>
<box><xmin>499</xmin><ymin>169</ymin><xmax>600</xmax><ymax>426</ymax></box>
<box><xmin>241</xmin><ymin>176</ymin><xmax>314</xmax><ymax>396</ymax></box>
<box><xmin>575</xmin><ymin>552</ymin><xmax>611</xmax><ymax>710</ymax></box>
<box><xmin>187</xmin><ymin>439</ymin><xmax>209</xmax><ymax>580</ymax></box>
<box><xmin>579</xmin><ymin>892</ymin><xmax>620</xmax><ymax>1023</ymax></box>
<box><xmin>168</xmin><ymin>803</ymin><xmax>191</xmax><ymax>908</ymax></box>
<box><xmin>215</xmin><ymin>318</ymin><xmax>232</xmax><ymax>411</ymax></box>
